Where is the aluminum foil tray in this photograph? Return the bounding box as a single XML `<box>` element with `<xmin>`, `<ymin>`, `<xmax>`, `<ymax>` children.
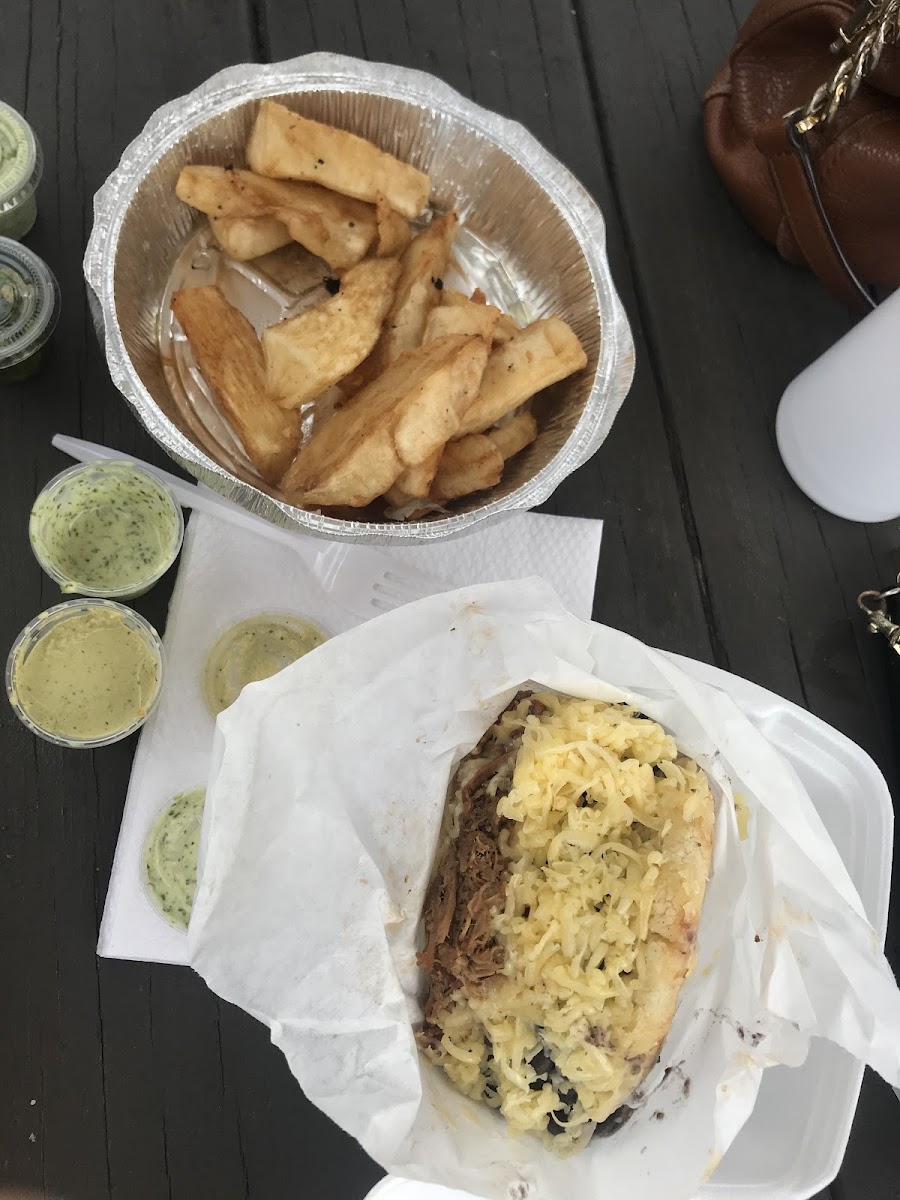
<box><xmin>85</xmin><ymin>54</ymin><xmax>635</xmax><ymax>544</ymax></box>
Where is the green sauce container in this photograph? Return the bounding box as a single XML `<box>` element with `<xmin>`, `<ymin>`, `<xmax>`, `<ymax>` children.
<box><xmin>0</xmin><ymin>102</ymin><xmax>42</xmax><ymax>240</ymax></box>
<box><xmin>0</xmin><ymin>238</ymin><xmax>59</xmax><ymax>383</ymax></box>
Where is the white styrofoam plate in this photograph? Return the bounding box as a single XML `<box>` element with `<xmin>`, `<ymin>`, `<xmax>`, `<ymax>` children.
<box><xmin>361</xmin><ymin>653</ymin><xmax>894</xmax><ymax>1200</ymax></box>
<box><xmin>669</xmin><ymin>653</ymin><xmax>893</xmax><ymax>1199</ymax></box>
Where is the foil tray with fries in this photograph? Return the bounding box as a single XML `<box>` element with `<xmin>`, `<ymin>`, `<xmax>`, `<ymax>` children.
<box><xmin>85</xmin><ymin>54</ymin><xmax>635</xmax><ymax>543</ymax></box>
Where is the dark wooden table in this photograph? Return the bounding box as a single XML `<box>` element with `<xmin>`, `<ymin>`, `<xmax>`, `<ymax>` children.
<box><xmin>2</xmin><ymin>2</ymin><xmax>898</xmax><ymax>1198</ymax></box>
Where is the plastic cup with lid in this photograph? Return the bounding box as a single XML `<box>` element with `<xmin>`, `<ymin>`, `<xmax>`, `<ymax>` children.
<box><xmin>0</xmin><ymin>102</ymin><xmax>42</xmax><ymax>241</ymax></box>
<box><xmin>0</xmin><ymin>237</ymin><xmax>59</xmax><ymax>383</ymax></box>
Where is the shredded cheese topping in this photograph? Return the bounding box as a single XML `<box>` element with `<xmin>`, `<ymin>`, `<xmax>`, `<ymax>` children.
<box><xmin>424</xmin><ymin>694</ymin><xmax>713</xmax><ymax>1152</ymax></box>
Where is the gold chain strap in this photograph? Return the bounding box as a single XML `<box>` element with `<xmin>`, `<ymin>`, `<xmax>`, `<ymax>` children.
<box><xmin>795</xmin><ymin>0</ymin><xmax>900</xmax><ymax>132</ymax></box>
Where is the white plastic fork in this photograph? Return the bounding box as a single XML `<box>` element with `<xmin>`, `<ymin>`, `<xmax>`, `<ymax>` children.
<box><xmin>51</xmin><ymin>434</ymin><xmax>442</xmax><ymax>618</ymax></box>
<box><xmin>313</xmin><ymin>541</ymin><xmax>443</xmax><ymax>613</ymax></box>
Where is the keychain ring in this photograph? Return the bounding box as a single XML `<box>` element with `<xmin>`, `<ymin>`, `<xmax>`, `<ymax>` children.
<box><xmin>858</xmin><ymin>589</ymin><xmax>888</xmax><ymax>616</ymax></box>
<box><xmin>858</xmin><ymin>584</ymin><xmax>900</xmax><ymax>615</ymax></box>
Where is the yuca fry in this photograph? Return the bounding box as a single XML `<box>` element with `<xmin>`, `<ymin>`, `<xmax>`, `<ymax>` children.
<box><xmin>492</xmin><ymin>312</ymin><xmax>520</xmax><ymax>345</ymax></box>
<box><xmin>442</xmin><ymin>287</ymin><xmax>519</xmax><ymax>345</ymax></box>
<box><xmin>422</xmin><ymin>411</ymin><xmax>537</xmax><ymax>505</ymax></box>
<box><xmin>384</xmin><ymin>285</ymin><xmax>497</xmax><ymax>505</ymax></box>
<box><xmin>384</xmin><ymin>448</ymin><xmax>443</xmax><ymax>506</ymax></box>
<box><xmin>486</xmin><ymin>409</ymin><xmax>538</xmax><ymax>459</ymax></box>
<box><xmin>338</xmin><ymin>214</ymin><xmax>458</xmax><ymax>396</ymax></box>
<box><xmin>349</xmin><ymin>212</ymin><xmax>459</xmax><ymax>391</ymax></box>
<box><xmin>426</xmin><ymin>295</ymin><xmax>500</xmax><ymax>343</ymax></box>
<box><xmin>281</xmin><ymin>334</ymin><xmax>488</xmax><ymax>508</ymax></box>
<box><xmin>374</xmin><ymin>195</ymin><xmax>412</xmax><ymax>257</ymax></box>
<box><xmin>381</xmin><ymin>270</ymin><xmax>493</xmax><ymax>501</ymax></box>
<box><xmin>247</xmin><ymin>99</ymin><xmax>430</xmax><ymax>219</ymax></box>
<box><xmin>392</xmin><ymin>408</ymin><xmax>538</xmax><ymax>508</ymax></box>
<box><xmin>262</xmin><ymin>257</ymin><xmax>401</xmax><ymax>410</ymax></box>
<box><xmin>440</xmin><ymin>288</ymin><xmax>472</xmax><ymax>307</ymax></box>
<box><xmin>455</xmin><ymin>316</ymin><xmax>587</xmax><ymax>437</ymax></box>
<box><xmin>209</xmin><ymin>214</ymin><xmax>292</xmax><ymax>261</ymax></box>
<box><xmin>176</xmin><ymin>166</ymin><xmax>377</xmax><ymax>268</ymax></box>
<box><xmin>176</xmin><ymin>165</ymin><xmax>273</xmax><ymax>217</ymax></box>
<box><xmin>429</xmin><ymin>434</ymin><xmax>504</xmax><ymax>503</ymax></box>
<box><xmin>171</xmin><ymin>286</ymin><xmax>301</xmax><ymax>484</ymax></box>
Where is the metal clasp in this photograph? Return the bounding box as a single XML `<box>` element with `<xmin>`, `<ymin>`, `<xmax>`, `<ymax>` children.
<box><xmin>858</xmin><ymin>574</ymin><xmax>900</xmax><ymax>654</ymax></box>
<box><xmin>831</xmin><ymin>0</ymin><xmax>883</xmax><ymax>53</ymax></box>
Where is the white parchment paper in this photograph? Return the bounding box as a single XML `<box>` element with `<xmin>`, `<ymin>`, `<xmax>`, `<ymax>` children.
<box><xmin>188</xmin><ymin>580</ymin><xmax>900</xmax><ymax>1200</ymax></box>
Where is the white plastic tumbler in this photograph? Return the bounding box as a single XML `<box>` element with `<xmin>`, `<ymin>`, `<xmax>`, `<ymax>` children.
<box><xmin>776</xmin><ymin>287</ymin><xmax>900</xmax><ymax>523</ymax></box>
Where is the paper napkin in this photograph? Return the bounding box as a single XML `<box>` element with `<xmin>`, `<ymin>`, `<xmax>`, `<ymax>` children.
<box><xmin>98</xmin><ymin>511</ymin><xmax>604</xmax><ymax>965</ymax></box>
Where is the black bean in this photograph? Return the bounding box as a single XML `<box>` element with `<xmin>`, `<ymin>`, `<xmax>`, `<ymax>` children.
<box><xmin>592</xmin><ymin>1105</ymin><xmax>633</xmax><ymax>1139</ymax></box>
<box><xmin>547</xmin><ymin>1113</ymin><xmax>568</xmax><ymax>1135</ymax></box>
<box><xmin>529</xmin><ymin>1048</ymin><xmax>554</xmax><ymax>1077</ymax></box>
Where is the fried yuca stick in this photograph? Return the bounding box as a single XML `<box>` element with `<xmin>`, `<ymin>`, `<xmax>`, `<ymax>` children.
<box><xmin>247</xmin><ymin>100</ymin><xmax>430</xmax><ymax>219</ymax></box>
<box><xmin>281</xmin><ymin>334</ymin><xmax>488</xmax><ymax>508</ymax></box>
<box><xmin>455</xmin><ymin>316</ymin><xmax>587</xmax><ymax>437</ymax></box>
<box><xmin>171</xmin><ymin>285</ymin><xmax>301</xmax><ymax>484</ymax></box>
<box><xmin>262</xmin><ymin>258</ymin><xmax>401</xmax><ymax>410</ymax></box>
<box><xmin>176</xmin><ymin>165</ymin><xmax>377</xmax><ymax>269</ymax></box>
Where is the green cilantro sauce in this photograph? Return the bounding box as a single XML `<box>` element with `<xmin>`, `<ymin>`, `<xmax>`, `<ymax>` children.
<box><xmin>10</xmin><ymin>606</ymin><xmax>159</xmax><ymax>741</ymax></box>
<box><xmin>144</xmin><ymin>787</ymin><xmax>206</xmax><ymax>930</ymax></box>
<box><xmin>203</xmin><ymin>613</ymin><xmax>327</xmax><ymax>717</ymax></box>
<box><xmin>0</xmin><ymin>103</ymin><xmax>39</xmax><ymax>240</ymax></box>
<box><xmin>30</xmin><ymin>463</ymin><xmax>181</xmax><ymax>596</ymax></box>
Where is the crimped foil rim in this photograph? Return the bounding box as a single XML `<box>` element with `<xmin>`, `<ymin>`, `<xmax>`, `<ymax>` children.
<box><xmin>84</xmin><ymin>53</ymin><xmax>635</xmax><ymax>544</ymax></box>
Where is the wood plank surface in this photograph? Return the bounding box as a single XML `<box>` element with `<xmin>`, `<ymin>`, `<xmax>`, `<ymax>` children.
<box><xmin>574</xmin><ymin>0</ymin><xmax>900</xmax><ymax>958</ymax></box>
<box><xmin>571</xmin><ymin>2</ymin><xmax>900</xmax><ymax>1192</ymax></box>
<box><xmin>0</xmin><ymin>0</ymin><xmax>896</xmax><ymax>1196</ymax></box>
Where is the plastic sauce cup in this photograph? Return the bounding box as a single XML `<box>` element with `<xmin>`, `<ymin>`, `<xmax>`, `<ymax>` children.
<box><xmin>6</xmin><ymin>598</ymin><xmax>165</xmax><ymax>749</ymax></box>
<box><xmin>0</xmin><ymin>237</ymin><xmax>59</xmax><ymax>383</ymax></box>
<box><xmin>202</xmin><ymin>610</ymin><xmax>329</xmax><ymax>717</ymax></box>
<box><xmin>142</xmin><ymin>786</ymin><xmax>207</xmax><ymax>932</ymax></box>
<box><xmin>0</xmin><ymin>102</ymin><xmax>42</xmax><ymax>241</ymax></box>
<box><xmin>29</xmin><ymin>460</ymin><xmax>185</xmax><ymax>599</ymax></box>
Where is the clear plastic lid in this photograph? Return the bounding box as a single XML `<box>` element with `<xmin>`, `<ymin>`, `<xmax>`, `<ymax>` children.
<box><xmin>0</xmin><ymin>237</ymin><xmax>59</xmax><ymax>368</ymax></box>
<box><xmin>0</xmin><ymin>101</ymin><xmax>42</xmax><ymax>210</ymax></box>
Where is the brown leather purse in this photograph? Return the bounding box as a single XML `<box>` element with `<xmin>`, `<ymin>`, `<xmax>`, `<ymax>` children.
<box><xmin>704</xmin><ymin>0</ymin><xmax>900</xmax><ymax>310</ymax></box>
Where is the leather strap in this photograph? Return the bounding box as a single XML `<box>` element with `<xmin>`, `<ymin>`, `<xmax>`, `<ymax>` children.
<box><xmin>755</xmin><ymin>115</ymin><xmax>876</xmax><ymax>311</ymax></box>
